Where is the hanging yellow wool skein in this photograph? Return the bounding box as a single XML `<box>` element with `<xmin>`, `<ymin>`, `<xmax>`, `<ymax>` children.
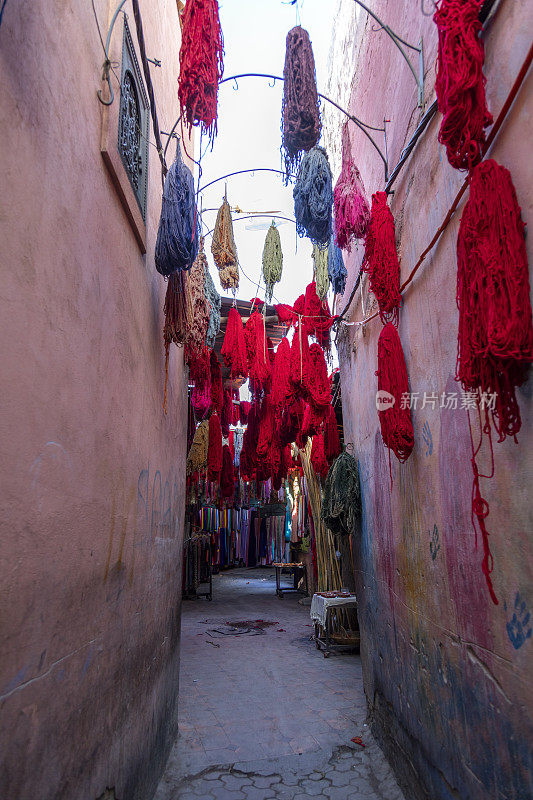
<box><xmin>211</xmin><ymin>196</ymin><xmax>239</xmax><ymax>290</ymax></box>
<box><xmin>312</xmin><ymin>242</ymin><xmax>329</xmax><ymax>300</ymax></box>
<box><xmin>262</xmin><ymin>221</ymin><xmax>283</xmax><ymax>302</ymax></box>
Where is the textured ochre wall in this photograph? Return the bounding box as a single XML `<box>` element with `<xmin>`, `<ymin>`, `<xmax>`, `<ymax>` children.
<box><xmin>0</xmin><ymin>2</ymin><xmax>191</xmax><ymax>797</ymax></box>
<box><xmin>325</xmin><ymin>2</ymin><xmax>533</xmax><ymax>798</ymax></box>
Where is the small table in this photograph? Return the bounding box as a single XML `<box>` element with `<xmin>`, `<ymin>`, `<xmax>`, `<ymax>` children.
<box><xmin>310</xmin><ymin>593</ymin><xmax>358</xmax><ymax>657</ymax></box>
<box><xmin>272</xmin><ymin>562</ymin><xmax>308</xmax><ymax>598</ymax></box>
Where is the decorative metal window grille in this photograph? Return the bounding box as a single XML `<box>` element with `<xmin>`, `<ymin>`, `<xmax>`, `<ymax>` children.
<box><xmin>118</xmin><ymin>19</ymin><xmax>149</xmax><ymax>221</ymax></box>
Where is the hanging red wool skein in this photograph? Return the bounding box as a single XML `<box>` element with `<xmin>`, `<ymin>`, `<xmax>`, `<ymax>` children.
<box><xmin>323</xmin><ymin>404</ymin><xmax>341</xmax><ymax>464</ymax></box>
<box><xmin>364</xmin><ymin>192</ymin><xmax>402</xmax><ymax>325</ymax></box>
<box><xmin>244</xmin><ymin>310</ymin><xmax>271</xmax><ymax>395</ymax></box>
<box><xmin>270</xmin><ymin>337</ymin><xmax>293</xmax><ymax>412</ymax></box>
<box><xmin>210</xmin><ymin>350</ymin><xmax>223</xmax><ymax>415</ymax></box>
<box><xmin>456</xmin><ymin>159</ymin><xmax>533</xmax><ymax>605</ymax></box>
<box><xmin>221</xmin><ymin>306</ymin><xmax>248</xmax><ymax>379</ymax></box>
<box><xmin>377</xmin><ymin>323</ymin><xmax>414</xmax><ymax>477</ymax></box>
<box><xmin>189</xmin><ymin>346</ymin><xmax>212</xmax><ymax>418</ymax></box>
<box><xmin>207</xmin><ymin>413</ymin><xmax>223</xmax><ymax>482</ymax></box>
<box><xmin>434</xmin><ymin>0</ymin><xmax>492</xmax><ymax>171</ymax></box>
<box><xmin>221</xmin><ymin>389</ymin><xmax>233</xmax><ymax>438</ymax></box>
<box><xmin>311</xmin><ymin>433</ymin><xmax>329</xmax><ymax>480</ymax></box>
<box><xmin>334</xmin><ymin>124</ymin><xmax>370</xmax><ymax>250</ymax></box>
<box><xmin>178</xmin><ymin>0</ymin><xmax>224</xmax><ymax>142</ymax></box>
<box><xmin>221</xmin><ymin>444</ymin><xmax>235</xmax><ymax>499</ymax></box>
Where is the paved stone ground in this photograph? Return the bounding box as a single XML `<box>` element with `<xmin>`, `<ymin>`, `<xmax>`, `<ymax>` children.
<box><xmin>154</xmin><ymin>568</ymin><xmax>406</xmax><ymax>800</ymax></box>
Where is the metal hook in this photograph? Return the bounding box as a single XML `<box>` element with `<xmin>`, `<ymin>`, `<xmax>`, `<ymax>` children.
<box><xmin>97</xmin><ymin>60</ymin><xmax>114</xmax><ymax>105</ymax></box>
<box><xmin>232</xmin><ymin>77</ymin><xmax>239</xmax><ymax>90</ymax></box>
<box><xmin>420</xmin><ymin>0</ymin><xmax>436</xmax><ymax>16</ymax></box>
<box><xmin>268</xmin><ymin>77</ymin><xmax>277</xmax><ymax>88</ymax></box>
<box><xmin>371</xmin><ymin>24</ymin><xmax>386</xmax><ymax>32</ymax></box>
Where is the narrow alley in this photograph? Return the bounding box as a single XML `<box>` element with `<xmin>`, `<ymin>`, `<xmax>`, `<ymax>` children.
<box><xmin>1</xmin><ymin>0</ymin><xmax>532</xmax><ymax>799</ymax></box>
<box><xmin>155</xmin><ymin>570</ymin><xmax>405</xmax><ymax>800</ymax></box>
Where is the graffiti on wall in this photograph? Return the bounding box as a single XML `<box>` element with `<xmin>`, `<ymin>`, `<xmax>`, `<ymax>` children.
<box><xmin>505</xmin><ymin>593</ymin><xmax>532</xmax><ymax>649</ymax></box>
<box><xmin>429</xmin><ymin>524</ymin><xmax>440</xmax><ymax>560</ymax></box>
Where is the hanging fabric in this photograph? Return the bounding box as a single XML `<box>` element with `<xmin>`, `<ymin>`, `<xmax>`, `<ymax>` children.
<box><xmin>456</xmin><ymin>159</ymin><xmax>533</xmax><ymax>605</ymax></box>
<box><xmin>262</xmin><ymin>222</ymin><xmax>283</xmax><ymax>302</ymax></box>
<box><xmin>334</xmin><ymin>124</ymin><xmax>370</xmax><ymax>250</ymax></box>
<box><xmin>178</xmin><ymin>0</ymin><xmax>224</xmax><ymax>141</ymax></box>
<box><xmin>363</xmin><ymin>192</ymin><xmax>402</xmax><ymax>325</ymax></box>
<box><xmin>294</xmin><ymin>146</ymin><xmax>333</xmax><ymax>247</ymax></box>
<box><xmin>205</xmin><ymin>268</ymin><xmax>221</xmax><ymax>348</ymax></box>
<box><xmin>434</xmin><ymin>0</ymin><xmax>492</xmax><ymax>171</ymax></box>
<box><xmin>321</xmin><ymin>451</ymin><xmax>361</xmax><ymax>536</ymax></box>
<box><xmin>221</xmin><ymin>306</ymin><xmax>248</xmax><ymax>379</ymax></box>
<box><xmin>377</xmin><ymin>323</ymin><xmax>414</xmax><ymax>468</ymax></box>
<box><xmin>281</xmin><ymin>26</ymin><xmax>321</xmax><ymax>180</ymax></box>
<box><xmin>155</xmin><ymin>146</ymin><xmax>199</xmax><ymax>276</ymax></box>
<box><xmin>312</xmin><ymin>243</ymin><xmax>329</xmax><ymax>301</ymax></box>
<box><xmin>211</xmin><ymin>196</ymin><xmax>239</xmax><ymax>290</ymax></box>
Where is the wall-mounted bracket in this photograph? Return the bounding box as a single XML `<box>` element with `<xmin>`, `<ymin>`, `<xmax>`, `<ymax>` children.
<box><xmin>353</xmin><ymin>0</ymin><xmax>424</xmax><ymax>108</ymax></box>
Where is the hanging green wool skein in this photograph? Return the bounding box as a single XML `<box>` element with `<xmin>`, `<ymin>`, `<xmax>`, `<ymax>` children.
<box><xmin>262</xmin><ymin>222</ymin><xmax>283</xmax><ymax>302</ymax></box>
<box><xmin>312</xmin><ymin>243</ymin><xmax>329</xmax><ymax>300</ymax></box>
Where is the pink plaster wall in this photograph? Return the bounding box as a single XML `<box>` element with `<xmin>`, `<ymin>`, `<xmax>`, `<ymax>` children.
<box><xmin>0</xmin><ymin>2</ymin><xmax>192</xmax><ymax>797</ymax></box>
<box><xmin>329</xmin><ymin>1</ymin><xmax>533</xmax><ymax>798</ymax></box>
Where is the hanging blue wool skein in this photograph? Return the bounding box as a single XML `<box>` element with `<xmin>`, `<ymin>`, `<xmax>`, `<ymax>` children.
<box><xmin>155</xmin><ymin>145</ymin><xmax>199</xmax><ymax>276</ymax></box>
<box><xmin>328</xmin><ymin>236</ymin><xmax>347</xmax><ymax>296</ymax></box>
<box><xmin>293</xmin><ymin>146</ymin><xmax>333</xmax><ymax>248</ymax></box>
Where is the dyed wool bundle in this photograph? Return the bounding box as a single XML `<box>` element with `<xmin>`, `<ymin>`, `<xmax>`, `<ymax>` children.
<box><xmin>457</xmin><ymin>159</ymin><xmax>533</xmax><ymax>605</ymax></box>
<box><xmin>178</xmin><ymin>0</ymin><xmax>224</xmax><ymax>140</ymax></box>
<box><xmin>293</xmin><ymin>147</ymin><xmax>333</xmax><ymax>247</ymax></box>
<box><xmin>377</xmin><ymin>323</ymin><xmax>414</xmax><ymax>465</ymax></box>
<box><xmin>262</xmin><ymin>222</ymin><xmax>283</xmax><ymax>302</ymax></box>
<box><xmin>221</xmin><ymin>389</ymin><xmax>233</xmax><ymax>438</ymax></box>
<box><xmin>323</xmin><ymin>404</ymin><xmax>341</xmax><ymax>464</ymax></box>
<box><xmin>232</xmin><ymin>390</ymin><xmax>240</xmax><ymax>425</ymax></box>
<box><xmin>280</xmin><ymin>397</ymin><xmax>304</xmax><ymax>447</ymax></box>
<box><xmin>239</xmin><ymin>400</ymin><xmax>251</xmax><ymax>424</ymax></box>
<box><xmin>305</xmin><ymin>342</ymin><xmax>331</xmax><ymax>412</ymax></box>
<box><xmin>270</xmin><ymin>337</ymin><xmax>292</xmax><ymax>411</ymax></box>
<box><xmin>328</xmin><ymin>237</ymin><xmax>348</xmax><ymax>297</ymax></box>
<box><xmin>155</xmin><ymin>148</ymin><xmax>199</xmax><ymax>276</ymax></box>
<box><xmin>276</xmin><ymin>303</ymin><xmax>298</xmax><ymax>329</ymax></box>
<box><xmin>364</xmin><ymin>192</ymin><xmax>402</xmax><ymax>325</ymax></box>
<box><xmin>321</xmin><ymin>451</ymin><xmax>361</xmax><ymax>536</ymax></box>
<box><xmin>207</xmin><ymin>413</ymin><xmax>223</xmax><ymax>482</ymax></box>
<box><xmin>311</xmin><ymin>433</ymin><xmax>329</xmax><ymax>480</ymax></box>
<box><xmin>163</xmin><ymin>271</ymin><xmax>188</xmax><ymax>412</ymax></box>
<box><xmin>186</xmin><ymin>419</ymin><xmax>210</xmax><ymax>475</ymax></box>
<box><xmin>189</xmin><ymin>346</ymin><xmax>212</xmax><ymax>417</ymax></box>
<box><xmin>333</xmin><ymin>125</ymin><xmax>370</xmax><ymax>250</ymax></box>
<box><xmin>302</xmin><ymin>402</ymin><xmax>324</xmax><ymax>438</ymax></box>
<box><xmin>304</xmin><ymin>281</ymin><xmax>336</xmax><ymax>351</ymax></box>
<box><xmin>221</xmin><ymin>306</ymin><xmax>248</xmax><ymax>378</ymax></box>
<box><xmin>256</xmin><ymin>398</ymin><xmax>277</xmax><ymax>461</ymax></box>
<box><xmin>221</xmin><ymin>444</ymin><xmax>235</xmax><ymax>499</ymax></box>
<box><xmin>211</xmin><ymin>197</ymin><xmax>239</xmax><ymax>290</ymax></box>
<box><xmin>290</xmin><ymin>321</ymin><xmax>311</xmax><ymax>391</ymax></box>
<box><xmin>210</xmin><ymin>350</ymin><xmax>223</xmax><ymax>415</ymax></box>
<box><xmin>205</xmin><ymin>268</ymin><xmax>221</xmax><ymax>348</ymax></box>
<box><xmin>434</xmin><ymin>0</ymin><xmax>492</xmax><ymax>171</ymax></box>
<box><xmin>457</xmin><ymin>159</ymin><xmax>533</xmax><ymax>441</ymax></box>
<box><xmin>312</xmin><ymin>243</ymin><xmax>329</xmax><ymax>301</ymax></box>
<box><xmin>281</xmin><ymin>26</ymin><xmax>321</xmax><ymax>179</ymax></box>
<box><xmin>244</xmin><ymin>310</ymin><xmax>271</xmax><ymax>394</ymax></box>
<box><xmin>185</xmin><ymin>237</ymin><xmax>210</xmax><ymax>356</ymax></box>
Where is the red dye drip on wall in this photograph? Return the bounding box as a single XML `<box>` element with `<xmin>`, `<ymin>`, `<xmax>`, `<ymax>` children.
<box><xmin>178</xmin><ymin>0</ymin><xmax>224</xmax><ymax>140</ymax></box>
<box><xmin>364</xmin><ymin>192</ymin><xmax>402</xmax><ymax>325</ymax></box>
<box><xmin>434</xmin><ymin>0</ymin><xmax>492</xmax><ymax>171</ymax></box>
